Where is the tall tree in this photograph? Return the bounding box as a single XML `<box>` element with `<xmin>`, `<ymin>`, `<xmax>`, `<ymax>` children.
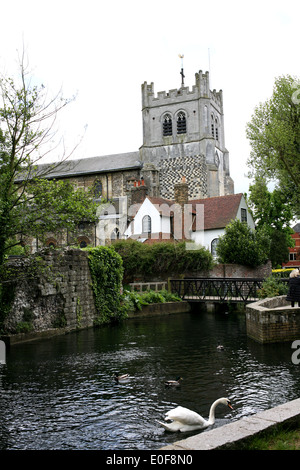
<box><xmin>216</xmin><ymin>219</ymin><xmax>270</xmax><ymax>268</ymax></box>
<box><xmin>0</xmin><ymin>55</ymin><xmax>97</xmax><ymax>266</ymax></box>
<box><xmin>246</xmin><ymin>75</ymin><xmax>300</xmax><ymax>216</ymax></box>
<box><xmin>247</xmin><ymin>176</ymin><xmax>294</xmax><ymax>267</ymax></box>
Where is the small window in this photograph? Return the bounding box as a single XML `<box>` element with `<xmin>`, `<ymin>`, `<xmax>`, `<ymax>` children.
<box><xmin>78</xmin><ymin>237</ymin><xmax>90</xmax><ymax>248</ymax></box>
<box><xmin>46</xmin><ymin>238</ymin><xmax>57</xmax><ymax>249</ymax></box>
<box><xmin>142</xmin><ymin>215</ymin><xmax>151</xmax><ymax>233</ymax></box>
<box><xmin>215</xmin><ymin>118</ymin><xmax>219</xmax><ymax>140</ymax></box>
<box><xmin>94</xmin><ymin>180</ymin><xmax>102</xmax><ymax>199</ymax></box>
<box><xmin>203</xmin><ymin>106</ymin><xmax>208</xmax><ymax>127</ymax></box>
<box><xmin>290</xmin><ymin>253</ymin><xmax>297</xmax><ymax>261</ymax></box>
<box><xmin>177</xmin><ymin>112</ymin><xmax>186</xmax><ymax>134</ymax></box>
<box><xmin>111</xmin><ymin>228</ymin><xmax>120</xmax><ymax>240</ymax></box>
<box><xmin>241</xmin><ymin>208</ymin><xmax>247</xmax><ymax>222</ymax></box>
<box><xmin>163</xmin><ymin>114</ymin><xmax>172</xmax><ymax>136</ymax></box>
<box><xmin>211</xmin><ymin>238</ymin><xmax>219</xmax><ymax>257</ymax></box>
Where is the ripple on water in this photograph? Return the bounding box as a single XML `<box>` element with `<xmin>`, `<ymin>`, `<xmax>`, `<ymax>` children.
<box><xmin>0</xmin><ymin>312</ymin><xmax>299</xmax><ymax>450</ymax></box>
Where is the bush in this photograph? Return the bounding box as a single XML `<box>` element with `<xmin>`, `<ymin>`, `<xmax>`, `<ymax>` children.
<box><xmin>272</xmin><ymin>268</ymin><xmax>294</xmax><ymax>278</ymax></box>
<box><xmin>112</xmin><ymin>240</ymin><xmax>214</xmax><ymax>282</ymax></box>
<box><xmin>15</xmin><ymin>321</ymin><xmax>33</xmax><ymax>333</ymax></box>
<box><xmin>216</xmin><ymin>220</ymin><xmax>270</xmax><ymax>267</ymax></box>
<box><xmin>121</xmin><ymin>288</ymin><xmax>182</xmax><ymax>313</ymax></box>
<box><xmin>258</xmin><ymin>276</ymin><xmax>289</xmax><ymax>298</ymax></box>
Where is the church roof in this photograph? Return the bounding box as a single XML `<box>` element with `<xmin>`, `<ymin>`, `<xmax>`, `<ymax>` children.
<box><xmin>16</xmin><ymin>152</ymin><xmax>142</xmax><ymax>181</ymax></box>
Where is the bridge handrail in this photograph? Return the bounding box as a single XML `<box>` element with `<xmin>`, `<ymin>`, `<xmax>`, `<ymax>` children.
<box><xmin>170</xmin><ymin>278</ymin><xmax>265</xmax><ymax>303</ymax></box>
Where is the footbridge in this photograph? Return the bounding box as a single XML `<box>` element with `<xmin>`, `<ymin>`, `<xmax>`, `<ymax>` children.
<box><xmin>170</xmin><ymin>278</ymin><xmax>264</xmax><ymax>304</ymax></box>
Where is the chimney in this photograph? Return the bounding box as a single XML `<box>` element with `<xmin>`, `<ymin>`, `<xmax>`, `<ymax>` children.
<box><xmin>173</xmin><ymin>177</ymin><xmax>189</xmax><ymax>240</ymax></box>
<box><xmin>174</xmin><ymin>176</ymin><xmax>189</xmax><ymax>207</ymax></box>
<box><xmin>131</xmin><ymin>179</ymin><xmax>148</xmax><ymax>205</ymax></box>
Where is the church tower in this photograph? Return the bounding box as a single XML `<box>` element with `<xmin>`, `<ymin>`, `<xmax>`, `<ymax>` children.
<box><xmin>140</xmin><ymin>70</ymin><xmax>234</xmax><ymax>200</ymax></box>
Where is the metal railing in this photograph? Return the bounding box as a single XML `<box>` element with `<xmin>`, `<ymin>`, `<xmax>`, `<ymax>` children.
<box><xmin>170</xmin><ymin>278</ymin><xmax>264</xmax><ymax>303</ymax></box>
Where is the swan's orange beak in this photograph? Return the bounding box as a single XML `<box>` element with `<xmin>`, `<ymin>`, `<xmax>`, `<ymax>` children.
<box><xmin>228</xmin><ymin>403</ymin><xmax>233</xmax><ymax>410</ymax></box>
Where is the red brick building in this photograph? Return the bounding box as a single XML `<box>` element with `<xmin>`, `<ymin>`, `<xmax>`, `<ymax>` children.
<box><xmin>282</xmin><ymin>223</ymin><xmax>300</xmax><ymax>268</ymax></box>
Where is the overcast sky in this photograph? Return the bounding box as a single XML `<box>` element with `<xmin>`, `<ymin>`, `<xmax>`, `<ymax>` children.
<box><xmin>0</xmin><ymin>0</ymin><xmax>299</xmax><ymax>195</ymax></box>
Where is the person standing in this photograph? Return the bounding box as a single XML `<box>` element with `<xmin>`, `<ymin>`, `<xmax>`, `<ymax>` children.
<box><xmin>286</xmin><ymin>269</ymin><xmax>300</xmax><ymax>307</ymax></box>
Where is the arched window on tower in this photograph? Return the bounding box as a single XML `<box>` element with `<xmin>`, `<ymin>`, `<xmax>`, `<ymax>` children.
<box><xmin>163</xmin><ymin>114</ymin><xmax>172</xmax><ymax>136</ymax></box>
<box><xmin>177</xmin><ymin>112</ymin><xmax>186</xmax><ymax>134</ymax></box>
<box><xmin>142</xmin><ymin>215</ymin><xmax>151</xmax><ymax>234</ymax></box>
<box><xmin>215</xmin><ymin>117</ymin><xmax>219</xmax><ymax>141</ymax></box>
<box><xmin>203</xmin><ymin>105</ymin><xmax>208</xmax><ymax>129</ymax></box>
<box><xmin>211</xmin><ymin>114</ymin><xmax>215</xmax><ymax>138</ymax></box>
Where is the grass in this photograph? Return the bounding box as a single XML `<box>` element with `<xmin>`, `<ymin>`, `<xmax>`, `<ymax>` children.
<box><xmin>241</xmin><ymin>425</ymin><xmax>300</xmax><ymax>450</ymax></box>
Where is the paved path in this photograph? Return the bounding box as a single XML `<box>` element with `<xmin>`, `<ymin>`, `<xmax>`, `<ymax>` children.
<box><xmin>161</xmin><ymin>398</ymin><xmax>300</xmax><ymax>450</ymax></box>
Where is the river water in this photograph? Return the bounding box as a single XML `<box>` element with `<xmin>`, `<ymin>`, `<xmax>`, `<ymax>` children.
<box><xmin>0</xmin><ymin>307</ymin><xmax>299</xmax><ymax>450</ymax></box>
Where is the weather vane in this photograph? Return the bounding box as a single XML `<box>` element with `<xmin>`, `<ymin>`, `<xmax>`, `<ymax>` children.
<box><xmin>178</xmin><ymin>54</ymin><xmax>185</xmax><ymax>86</ymax></box>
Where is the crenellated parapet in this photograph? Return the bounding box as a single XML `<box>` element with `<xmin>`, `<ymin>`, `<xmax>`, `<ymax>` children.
<box><xmin>141</xmin><ymin>70</ymin><xmax>223</xmax><ymax>109</ymax></box>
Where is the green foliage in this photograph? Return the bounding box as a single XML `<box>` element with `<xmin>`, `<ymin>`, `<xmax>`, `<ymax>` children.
<box><xmin>122</xmin><ymin>289</ymin><xmax>182</xmax><ymax>314</ymax></box>
<box><xmin>15</xmin><ymin>321</ymin><xmax>33</xmax><ymax>334</ymax></box>
<box><xmin>0</xmin><ymin>282</ymin><xmax>16</xmax><ymax>333</ymax></box>
<box><xmin>112</xmin><ymin>240</ymin><xmax>214</xmax><ymax>283</ymax></box>
<box><xmin>257</xmin><ymin>276</ymin><xmax>289</xmax><ymax>299</ymax></box>
<box><xmin>88</xmin><ymin>246</ymin><xmax>126</xmax><ymax>325</ymax></box>
<box><xmin>272</xmin><ymin>268</ymin><xmax>294</xmax><ymax>278</ymax></box>
<box><xmin>0</xmin><ymin>58</ymin><xmax>98</xmax><ymax>267</ymax></box>
<box><xmin>246</xmin><ymin>175</ymin><xmax>294</xmax><ymax>267</ymax></box>
<box><xmin>241</xmin><ymin>424</ymin><xmax>300</xmax><ymax>450</ymax></box>
<box><xmin>246</xmin><ymin>75</ymin><xmax>300</xmax><ymax>216</ymax></box>
<box><xmin>216</xmin><ymin>219</ymin><xmax>270</xmax><ymax>267</ymax></box>
<box><xmin>4</xmin><ymin>239</ymin><xmax>30</xmax><ymax>258</ymax></box>
<box><xmin>52</xmin><ymin>312</ymin><xmax>67</xmax><ymax>329</ymax></box>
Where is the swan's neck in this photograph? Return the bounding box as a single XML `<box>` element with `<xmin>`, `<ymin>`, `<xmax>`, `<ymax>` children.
<box><xmin>208</xmin><ymin>399</ymin><xmax>223</xmax><ymax>424</ymax></box>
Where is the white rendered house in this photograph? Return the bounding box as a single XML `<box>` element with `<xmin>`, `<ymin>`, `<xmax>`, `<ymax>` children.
<box><xmin>125</xmin><ymin>191</ymin><xmax>254</xmax><ymax>255</ymax></box>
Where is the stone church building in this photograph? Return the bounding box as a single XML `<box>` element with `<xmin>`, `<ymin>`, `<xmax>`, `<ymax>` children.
<box><xmin>34</xmin><ymin>68</ymin><xmax>235</xmax><ymax>248</ymax></box>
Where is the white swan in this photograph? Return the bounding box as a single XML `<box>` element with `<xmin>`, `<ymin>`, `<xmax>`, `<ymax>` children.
<box><xmin>158</xmin><ymin>397</ymin><xmax>233</xmax><ymax>432</ymax></box>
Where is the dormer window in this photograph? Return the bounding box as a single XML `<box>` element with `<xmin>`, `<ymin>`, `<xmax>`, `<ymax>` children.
<box><xmin>163</xmin><ymin>114</ymin><xmax>172</xmax><ymax>136</ymax></box>
<box><xmin>177</xmin><ymin>112</ymin><xmax>186</xmax><ymax>134</ymax></box>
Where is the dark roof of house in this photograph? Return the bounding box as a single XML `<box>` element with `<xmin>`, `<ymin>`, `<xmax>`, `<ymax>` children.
<box><xmin>145</xmin><ymin>193</ymin><xmax>244</xmax><ymax>230</ymax></box>
<box><xmin>293</xmin><ymin>223</ymin><xmax>300</xmax><ymax>233</ymax></box>
<box><xmin>190</xmin><ymin>193</ymin><xmax>243</xmax><ymax>230</ymax></box>
<box><xmin>16</xmin><ymin>152</ymin><xmax>142</xmax><ymax>181</ymax></box>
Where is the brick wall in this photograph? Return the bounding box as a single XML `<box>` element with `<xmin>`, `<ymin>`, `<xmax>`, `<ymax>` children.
<box><xmin>246</xmin><ymin>296</ymin><xmax>300</xmax><ymax>343</ymax></box>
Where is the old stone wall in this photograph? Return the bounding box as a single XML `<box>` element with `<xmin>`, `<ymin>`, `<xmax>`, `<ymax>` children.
<box><xmin>3</xmin><ymin>249</ymin><xmax>96</xmax><ymax>334</ymax></box>
<box><xmin>134</xmin><ymin>261</ymin><xmax>272</xmax><ymax>283</ymax></box>
<box><xmin>246</xmin><ymin>296</ymin><xmax>300</xmax><ymax>343</ymax></box>
<box><xmin>207</xmin><ymin>261</ymin><xmax>272</xmax><ymax>279</ymax></box>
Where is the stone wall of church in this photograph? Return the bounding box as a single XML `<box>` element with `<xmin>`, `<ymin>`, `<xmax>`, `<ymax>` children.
<box><xmin>157</xmin><ymin>154</ymin><xmax>208</xmax><ymax>199</ymax></box>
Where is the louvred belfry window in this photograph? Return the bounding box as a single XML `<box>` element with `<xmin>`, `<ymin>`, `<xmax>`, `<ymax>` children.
<box><xmin>177</xmin><ymin>112</ymin><xmax>186</xmax><ymax>134</ymax></box>
<box><xmin>163</xmin><ymin>114</ymin><xmax>172</xmax><ymax>136</ymax></box>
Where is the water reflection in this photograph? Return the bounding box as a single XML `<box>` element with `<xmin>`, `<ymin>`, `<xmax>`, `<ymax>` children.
<box><xmin>0</xmin><ymin>308</ymin><xmax>299</xmax><ymax>450</ymax></box>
